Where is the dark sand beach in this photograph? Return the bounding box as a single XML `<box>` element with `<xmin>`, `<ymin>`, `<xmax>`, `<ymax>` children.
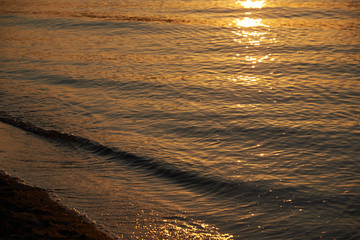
<box><xmin>0</xmin><ymin>172</ymin><xmax>114</xmax><ymax>240</ymax></box>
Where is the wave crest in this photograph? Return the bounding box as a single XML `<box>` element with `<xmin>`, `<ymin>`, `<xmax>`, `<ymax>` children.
<box><xmin>0</xmin><ymin>113</ymin><xmax>271</xmax><ymax>199</ymax></box>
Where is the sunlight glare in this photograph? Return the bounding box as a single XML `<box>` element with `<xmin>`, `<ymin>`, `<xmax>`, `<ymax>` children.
<box><xmin>234</xmin><ymin>17</ymin><xmax>267</xmax><ymax>28</ymax></box>
<box><xmin>237</xmin><ymin>0</ymin><xmax>265</xmax><ymax>9</ymax></box>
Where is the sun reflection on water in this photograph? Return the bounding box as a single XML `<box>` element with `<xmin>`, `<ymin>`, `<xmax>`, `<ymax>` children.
<box><xmin>233</xmin><ymin>17</ymin><xmax>268</xmax><ymax>28</ymax></box>
<box><xmin>229</xmin><ymin>75</ymin><xmax>259</xmax><ymax>86</ymax></box>
<box><xmin>237</xmin><ymin>0</ymin><xmax>265</xmax><ymax>9</ymax></box>
<box><xmin>230</xmin><ymin>0</ymin><xmax>276</xmax><ymax>72</ymax></box>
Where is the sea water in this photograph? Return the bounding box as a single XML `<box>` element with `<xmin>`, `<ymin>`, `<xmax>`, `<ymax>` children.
<box><xmin>0</xmin><ymin>0</ymin><xmax>359</xmax><ymax>239</ymax></box>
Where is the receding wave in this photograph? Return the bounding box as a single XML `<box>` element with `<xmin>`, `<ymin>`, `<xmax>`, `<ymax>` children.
<box><xmin>75</xmin><ymin>13</ymin><xmax>196</xmax><ymax>25</ymax></box>
<box><xmin>0</xmin><ymin>113</ymin><xmax>279</xmax><ymax>199</ymax></box>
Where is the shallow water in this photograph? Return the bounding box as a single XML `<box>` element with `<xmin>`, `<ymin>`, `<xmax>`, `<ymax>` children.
<box><xmin>0</xmin><ymin>0</ymin><xmax>359</xmax><ymax>239</ymax></box>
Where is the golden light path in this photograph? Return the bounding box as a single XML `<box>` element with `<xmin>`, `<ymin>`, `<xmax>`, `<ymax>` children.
<box><xmin>228</xmin><ymin>0</ymin><xmax>272</xmax><ymax>169</ymax></box>
<box><xmin>233</xmin><ymin>17</ymin><xmax>267</xmax><ymax>28</ymax></box>
<box><xmin>237</xmin><ymin>0</ymin><xmax>265</xmax><ymax>9</ymax></box>
<box><xmin>230</xmin><ymin>0</ymin><xmax>275</xmax><ymax>75</ymax></box>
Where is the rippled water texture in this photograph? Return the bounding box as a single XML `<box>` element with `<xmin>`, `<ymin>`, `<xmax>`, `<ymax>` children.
<box><xmin>0</xmin><ymin>0</ymin><xmax>359</xmax><ymax>239</ymax></box>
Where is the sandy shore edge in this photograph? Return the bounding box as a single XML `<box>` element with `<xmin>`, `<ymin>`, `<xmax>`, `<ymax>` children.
<box><xmin>0</xmin><ymin>171</ymin><xmax>114</xmax><ymax>240</ymax></box>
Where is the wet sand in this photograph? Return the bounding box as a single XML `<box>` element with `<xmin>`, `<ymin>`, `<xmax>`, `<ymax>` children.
<box><xmin>0</xmin><ymin>172</ymin><xmax>114</xmax><ymax>240</ymax></box>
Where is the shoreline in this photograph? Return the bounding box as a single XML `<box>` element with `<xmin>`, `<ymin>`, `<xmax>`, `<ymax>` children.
<box><xmin>0</xmin><ymin>171</ymin><xmax>114</xmax><ymax>240</ymax></box>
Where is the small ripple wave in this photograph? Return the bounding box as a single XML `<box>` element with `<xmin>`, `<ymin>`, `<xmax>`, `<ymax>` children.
<box><xmin>0</xmin><ymin>113</ymin><xmax>281</xmax><ymax>200</ymax></box>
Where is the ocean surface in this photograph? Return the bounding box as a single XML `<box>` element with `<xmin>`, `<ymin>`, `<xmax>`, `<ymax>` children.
<box><xmin>0</xmin><ymin>0</ymin><xmax>359</xmax><ymax>239</ymax></box>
